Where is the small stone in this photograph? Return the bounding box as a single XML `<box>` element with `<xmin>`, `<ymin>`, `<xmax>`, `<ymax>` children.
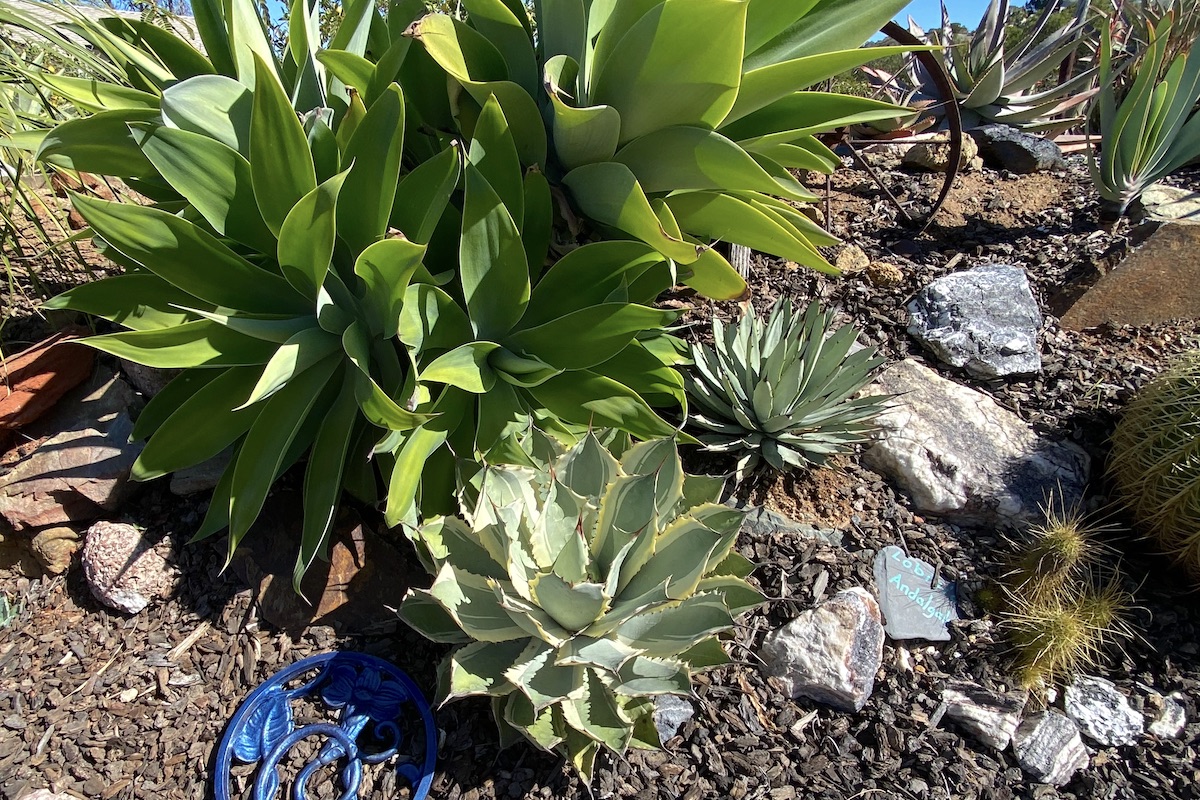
<box><xmin>118</xmin><ymin>687</ymin><xmax>139</xmax><ymax>703</ymax></box>
<box><xmin>864</xmin><ymin>261</ymin><xmax>903</xmax><ymax>288</ymax></box>
<box><xmin>82</xmin><ymin>521</ymin><xmax>178</xmax><ymax>614</ymax></box>
<box><xmin>17</xmin><ymin>791</ymin><xmax>81</xmax><ymax>800</ymax></box>
<box><xmin>1147</xmin><ymin>693</ymin><xmax>1187</xmax><ymax>738</ymax></box>
<box><xmin>835</xmin><ymin>244</ymin><xmax>870</xmax><ymax>273</ymax></box>
<box><xmin>1064</xmin><ymin>675</ymin><xmax>1143</xmax><ymax>747</ymax></box>
<box><xmin>872</xmin><ymin>546</ymin><xmax>959</xmax><ymax>641</ymax></box>
<box><xmin>1012</xmin><ymin>710</ymin><xmax>1089</xmax><ymax>786</ymax></box>
<box><xmin>30</xmin><ymin>526</ymin><xmax>81</xmax><ymax>575</ymax></box>
<box><xmin>653</xmin><ymin>694</ymin><xmax>694</xmax><ymax>742</ymax></box>
<box><xmin>970</xmin><ymin>125</ymin><xmax>1065</xmax><ymax>174</ymax></box>
<box><xmin>738</xmin><ymin>506</ymin><xmax>844</xmax><ymax>547</ymax></box>
<box><xmin>941</xmin><ymin>681</ymin><xmax>1025</xmax><ymax>750</ymax></box>
<box><xmin>1140</xmin><ymin>184</ymin><xmax>1200</xmax><ymax>222</ymax></box>
<box><xmin>907</xmin><ymin>263</ymin><xmax>1042</xmax><ymax>378</ymax></box>
<box><xmin>760</xmin><ymin>587</ymin><xmax>884</xmax><ymax>712</ymax></box>
<box><xmin>902</xmin><ymin>135</ymin><xmax>979</xmax><ymax>172</ymax></box>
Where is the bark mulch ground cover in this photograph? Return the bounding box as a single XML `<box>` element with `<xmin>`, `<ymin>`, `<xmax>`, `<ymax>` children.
<box><xmin>1</xmin><ymin>157</ymin><xmax>1198</xmax><ymax>800</ymax></box>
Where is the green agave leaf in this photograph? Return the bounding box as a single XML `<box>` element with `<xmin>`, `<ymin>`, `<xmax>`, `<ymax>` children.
<box><xmin>295</xmin><ymin>376</ymin><xmax>358</xmax><ymax>592</ymax></box>
<box><xmin>505</xmin><ymin>640</ymin><xmax>583</xmax><ymax>710</ymax></box>
<box><xmin>242</xmin><ymin>326</ymin><xmax>341</xmax><ymax>408</ymax></box>
<box><xmin>131</xmin><ymin>367</ymin><xmax>222</xmax><ymax>441</ymax></box>
<box><xmin>132</xmin><ymin>366</ymin><xmax>262</xmax><ymax>479</ymax></box>
<box><xmin>130</xmin><ymin>123</ymin><xmax>275</xmax><ymax>254</ymax></box>
<box><xmin>742</xmin><ymin>0</ymin><xmax>910</xmax><ymax>70</ymax></box>
<box><xmin>614</xmin><ymin>126</ymin><xmax>811</xmax><ymax>202</ymax></box>
<box><xmin>561</xmin><ymin>668</ymin><xmax>631</xmax><ymax>754</ymax></box>
<box><xmin>535</xmin><ymin>0</ymin><xmax>586</xmax><ymax>65</ymax></box>
<box><xmin>226</xmin><ymin>355</ymin><xmax>340</xmax><ymax>559</ymax></box>
<box><xmin>728</xmin><ymin>45</ymin><xmax>924</xmax><ymax>123</ymax></box>
<box><xmin>70</xmin><ymin>193</ymin><xmax>308</xmax><ymax>314</ymax></box>
<box><xmin>400</xmin><ymin>284</ymin><xmax>474</xmax><ymax>356</ymax></box>
<box><xmin>611</xmin><ymin>655</ymin><xmax>690</xmax><ymax>696</ymax></box>
<box><xmin>469</xmin><ymin>94</ymin><xmax>525</xmax><ymax>227</ymax></box>
<box><xmin>37</xmin><ymin>109</ymin><xmax>160</xmax><ymax>179</ymax></box>
<box><xmin>561</xmin><ymin>162</ymin><xmax>698</xmax><ymax>263</ymax></box>
<box><xmin>679</xmin><ymin>244</ymin><xmax>747</xmax><ymax>301</ymax></box>
<box><xmin>524</xmin><ymin>241</ymin><xmax>668</xmax><ymax>328</ymax></box>
<box><xmin>461</xmin><ymin>0</ymin><xmax>539</xmax><ymax>95</ymax></box>
<box><xmin>557</xmin><ymin>431</ymin><xmax>621</xmax><ymax>500</ymax></box>
<box><xmin>119</xmin><ymin>17</ymin><xmax>215</xmax><ymax>80</ymax></box>
<box><xmin>339</xmin><ymin>84</ymin><xmax>406</xmax><ymax>256</ymax></box>
<box><xmin>530</xmin><ymin>574</ymin><xmax>610</xmax><ymax>632</ymax></box>
<box><xmin>161</xmin><ymin>74</ymin><xmax>253</xmax><ymax>156</ymax></box>
<box><xmin>528</xmin><ymin>370</ymin><xmax>680</xmax><ymax>442</ymax></box>
<box><xmin>664</xmin><ymin>192</ymin><xmax>835</xmax><ymax>273</ymax></box>
<box><xmin>522</xmin><ymin>168</ymin><xmax>553</xmax><ymax>276</ymax></box>
<box><xmin>506</xmin><ymin>303</ymin><xmax>678</xmax><ymax>371</ymax></box>
<box><xmin>430</xmin><ymin>563</ymin><xmax>530</xmax><ymax>642</ymax></box>
<box><xmin>503</xmin><ymin>690</ymin><xmax>564</xmax><ymax>751</ymax></box>
<box><xmin>34</xmin><ymin>74</ymin><xmax>159</xmax><ymax>113</ymax></box>
<box><xmin>719</xmin><ymin>92</ymin><xmax>914</xmax><ymax>145</ymax></box>
<box><xmin>42</xmin><ymin>274</ymin><xmax>209</xmax><ymax>332</ymax></box>
<box><xmin>316</xmin><ymin>49</ymin><xmax>375</xmax><ymax>97</ymax></box>
<box><xmin>421</xmin><ymin>342</ymin><xmax>502</xmax><ymax>393</ymax></box>
<box><xmin>250</xmin><ymin>55</ymin><xmax>317</xmax><ymax>236</ymax></box>
<box><xmin>226</xmin><ymin>0</ymin><xmax>278</xmax><ymax>89</ymax></box>
<box><xmin>611</xmin><ymin>592</ymin><xmax>734</xmax><ymax>658</ymax></box>
<box><xmin>398</xmin><ymin>589</ymin><xmax>474</xmax><ymax>643</ymax></box>
<box><xmin>83</xmin><ymin>321</ymin><xmax>278</xmax><ymax>368</ymax></box>
<box><xmin>590</xmin><ymin>0</ymin><xmax>747</xmax><ymax>144</ymax></box>
<box><xmin>594</xmin><ymin>340</ymin><xmax>687</xmax><ymax>409</ymax></box>
<box><xmin>189</xmin><ymin>0</ymin><xmax>236</xmax><ymax>77</ymax></box>
<box><xmin>460</xmin><ymin>162</ymin><xmax>530</xmax><ymax>340</ymax></box>
<box><xmin>548</xmin><ymin>93</ymin><xmax>622</xmax><ymax>171</ymax></box>
<box><xmin>445</xmin><ymin>640</ymin><xmax>528</xmax><ymax>701</ymax></box>
<box><xmin>678</xmin><ymin>636</ymin><xmax>730</xmax><ymax>669</ymax></box>
<box><xmin>354</xmin><ymin>238</ymin><xmax>427</xmax><ymax>338</ymax></box>
<box><xmin>695</xmin><ymin>574</ymin><xmax>764</xmax><ymax>616</ymax></box>
<box><xmin>390</xmin><ymin>143</ymin><xmax>462</xmax><ymax>244</ymax></box>
<box><xmin>278</xmin><ymin>169</ymin><xmax>351</xmax><ymax>299</ymax></box>
<box><xmin>385</xmin><ymin>423</ymin><xmax>451</xmax><ymax>528</ymax></box>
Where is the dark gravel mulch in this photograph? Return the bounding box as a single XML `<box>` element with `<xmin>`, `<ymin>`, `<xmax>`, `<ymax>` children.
<box><xmin>1</xmin><ymin>157</ymin><xmax>1199</xmax><ymax>800</ymax></box>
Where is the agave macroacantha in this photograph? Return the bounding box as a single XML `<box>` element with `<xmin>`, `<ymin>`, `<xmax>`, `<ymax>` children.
<box><xmin>398</xmin><ymin>433</ymin><xmax>761</xmax><ymax>781</ymax></box>
<box><xmin>686</xmin><ymin>298</ymin><xmax>891</xmax><ymax>479</ymax></box>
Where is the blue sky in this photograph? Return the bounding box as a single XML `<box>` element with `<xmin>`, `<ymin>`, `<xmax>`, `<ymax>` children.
<box><xmin>897</xmin><ymin>0</ymin><xmax>994</xmax><ymax>30</ymax></box>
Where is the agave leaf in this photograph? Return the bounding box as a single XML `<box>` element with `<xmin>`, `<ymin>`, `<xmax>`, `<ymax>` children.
<box><xmin>161</xmin><ymin>74</ymin><xmax>252</xmax><ymax>155</ymax></box>
<box><xmin>461</xmin><ymin>0</ymin><xmax>539</xmax><ymax>95</ymax></box>
<box><xmin>354</xmin><ymin>238</ymin><xmax>426</xmax><ymax>338</ymax></box>
<box><xmin>554</xmin><ymin>635</ymin><xmax>637</xmax><ymax>673</ymax></box>
<box><xmin>504</xmin><ymin>692</ymin><xmax>565</xmax><ymax>750</ymax></box>
<box><xmin>385</xmin><ymin>424</ymin><xmax>451</xmax><ymax>528</ymax></box>
<box><xmin>339</xmin><ymin>84</ymin><xmax>406</xmax><ymax>256</ymax></box>
<box><xmin>611</xmin><ymin>655</ymin><xmax>690</xmax><ymax>696</ymax></box>
<box><xmin>612</xmin><ymin>592</ymin><xmax>735</xmax><ymax>658</ymax></box>
<box><xmin>132</xmin><ymin>366</ymin><xmax>261</xmax><ymax>479</ymax></box>
<box><xmin>507</xmin><ymin>304</ymin><xmax>677</xmax><ymax>372</ymax></box>
<box><xmin>530</xmin><ymin>573</ymin><xmax>611</xmax><ymax>631</ymax></box>
<box><xmin>421</xmin><ymin>342</ymin><xmax>501</xmax><ymax>393</ymax></box>
<box><xmin>461</xmin><ymin>163</ymin><xmax>531</xmax><ymax>340</ymax></box>
<box><xmin>42</xmin><ymin>275</ymin><xmax>208</xmax><ymax>332</ymax></box>
<box><xmin>37</xmin><ymin>109</ymin><xmax>161</xmax><ymax>179</ymax></box>
<box><xmin>445</xmin><ymin>640</ymin><xmax>528</xmax><ymax>701</ymax></box>
<box><xmin>561</xmin><ymin>668</ymin><xmax>632</xmax><ymax>753</ymax></box>
<box><xmin>618</xmin><ymin>515</ymin><xmax>721</xmax><ymax>600</ymax></box>
<box><xmin>505</xmin><ymin>640</ymin><xmax>584</xmax><ymax>710</ymax></box>
<box><xmin>469</xmin><ymin>94</ymin><xmax>525</xmax><ymax>226</ymax></box>
<box><xmin>249</xmin><ymin>55</ymin><xmax>316</xmax><ymax>235</ymax></box>
<box><xmin>390</xmin><ymin>143</ymin><xmax>463</xmax><ymax>244</ymax></box>
<box><xmin>678</xmin><ymin>636</ymin><xmax>730</xmax><ymax>669</ymax></box>
<box><xmin>82</xmin><ymin>321</ymin><xmax>278</xmax><ymax>369</ymax></box>
<box><xmin>275</xmin><ymin>169</ymin><xmax>350</xmax><ymax>299</ymax></box>
<box><xmin>399</xmin><ymin>589</ymin><xmax>475</xmax><ymax>643</ymax></box>
<box><xmin>743</xmin><ymin>0</ymin><xmax>910</xmax><ymax>70</ymax></box>
<box><xmin>428</xmin><ymin>563</ymin><xmax>530</xmax><ymax>642</ymax></box>
<box><xmin>527</xmin><ymin>370</ymin><xmax>680</xmax><ymax>442</ymax></box>
<box><xmin>589</xmin><ymin>0</ymin><xmax>747</xmax><ymax>144</ymax></box>
<box><xmin>525</xmin><ymin>242</ymin><xmax>668</xmax><ymax>328</ymax></box>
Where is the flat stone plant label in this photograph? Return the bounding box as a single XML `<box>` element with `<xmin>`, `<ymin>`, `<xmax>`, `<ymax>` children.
<box><xmin>872</xmin><ymin>545</ymin><xmax>959</xmax><ymax>641</ymax></box>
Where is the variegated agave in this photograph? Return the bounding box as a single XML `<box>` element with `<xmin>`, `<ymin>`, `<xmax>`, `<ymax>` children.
<box><xmin>686</xmin><ymin>299</ymin><xmax>890</xmax><ymax>480</ymax></box>
<box><xmin>399</xmin><ymin>433</ymin><xmax>762</xmax><ymax>782</ymax></box>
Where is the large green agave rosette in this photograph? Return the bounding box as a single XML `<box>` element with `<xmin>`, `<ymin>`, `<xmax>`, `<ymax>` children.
<box><xmin>398</xmin><ymin>434</ymin><xmax>763</xmax><ymax>781</ymax></box>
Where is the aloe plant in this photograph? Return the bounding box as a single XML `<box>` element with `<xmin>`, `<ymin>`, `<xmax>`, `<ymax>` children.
<box><xmin>686</xmin><ymin>299</ymin><xmax>890</xmax><ymax>480</ymax></box>
<box><xmin>886</xmin><ymin>0</ymin><xmax>1097</xmax><ymax>133</ymax></box>
<box><xmin>400</xmin><ymin>433</ymin><xmax>762</xmax><ymax>782</ymax></box>
<box><xmin>1090</xmin><ymin>15</ymin><xmax>1200</xmax><ymax>216</ymax></box>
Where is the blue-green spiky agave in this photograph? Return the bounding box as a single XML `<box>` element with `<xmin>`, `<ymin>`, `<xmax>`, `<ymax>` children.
<box><xmin>400</xmin><ymin>432</ymin><xmax>762</xmax><ymax>782</ymax></box>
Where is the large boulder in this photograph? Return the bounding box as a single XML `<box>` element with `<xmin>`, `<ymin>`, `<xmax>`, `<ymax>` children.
<box><xmin>760</xmin><ymin>587</ymin><xmax>884</xmax><ymax>712</ymax></box>
<box><xmin>907</xmin><ymin>263</ymin><xmax>1042</xmax><ymax>378</ymax></box>
<box><xmin>1061</xmin><ymin>221</ymin><xmax>1200</xmax><ymax>330</ymax></box>
<box><xmin>862</xmin><ymin>359</ymin><xmax>1089</xmax><ymax>524</ymax></box>
<box><xmin>970</xmin><ymin>124</ymin><xmax>1065</xmax><ymax>173</ymax></box>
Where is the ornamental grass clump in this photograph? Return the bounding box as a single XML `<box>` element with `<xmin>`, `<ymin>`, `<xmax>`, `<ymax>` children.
<box><xmin>399</xmin><ymin>433</ymin><xmax>762</xmax><ymax>782</ymax></box>
<box><xmin>1108</xmin><ymin>348</ymin><xmax>1200</xmax><ymax>577</ymax></box>
<box><xmin>685</xmin><ymin>298</ymin><xmax>890</xmax><ymax>480</ymax></box>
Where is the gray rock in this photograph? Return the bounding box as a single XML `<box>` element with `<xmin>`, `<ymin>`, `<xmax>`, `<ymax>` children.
<box><xmin>1064</xmin><ymin>675</ymin><xmax>1142</xmax><ymax>746</ymax></box>
<box><xmin>760</xmin><ymin>587</ymin><xmax>884</xmax><ymax>712</ymax></box>
<box><xmin>81</xmin><ymin>521</ymin><xmax>178</xmax><ymax>614</ymax></box>
<box><xmin>942</xmin><ymin>681</ymin><xmax>1026</xmax><ymax>750</ymax></box>
<box><xmin>653</xmin><ymin>694</ymin><xmax>694</xmax><ymax>742</ymax></box>
<box><xmin>970</xmin><ymin>124</ymin><xmax>1065</xmax><ymax>174</ymax></box>
<box><xmin>872</xmin><ymin>546</ymin><xmax>959</xmax><ymax>641</ymax></box>
<box><xmin>120</xmin><ymin>360</ymin><xmax>179</xmax><ymax>398</ymax></box>
<box><xmin>1147</xmin><ymin>693</ymin><xmax>1187</xmax><ymax>738</ymax></box>
<box><xmin>0</xmin><ymin>412</ymin><xmax>143</xmax><ymax>530</ymax></box>
<box><xmin>170</xmin><ymin>447</ymin><xmax>233</xmax><ymax>496</ymax></box>
<box><xmin>907</xmin><ymin>263</ymin><xmax>1042</xmax><ymax>378</ymax></box>
<box><xmin>1012</xmin><ymin>710</ymin><xmax>1089</xmax><ymax>786</ymax></box>
<box><xmin>738</xmin><ymin>506</ymin><xmax>844</xmax><ymax>547</ymax></box>
<box><xmin>1140</xmin><ymin>183</ymin><xmax>1200</xmax><ymax>222</ymax></box>
<box><xmin>862</xmin><ymin>359</ymin><xmax>1089</xmax><ymax>525</ymax></box>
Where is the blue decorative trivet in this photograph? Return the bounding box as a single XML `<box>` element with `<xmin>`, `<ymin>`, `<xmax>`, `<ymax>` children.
<box><xmin>214</xmin><ymin>652</ymin><xmax>436</xmax><ymax>799</ymax></box>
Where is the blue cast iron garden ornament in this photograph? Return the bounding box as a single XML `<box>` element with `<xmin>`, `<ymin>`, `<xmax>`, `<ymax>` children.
<box><xmin>215</xmin><ymin>652</ymin><xmax>436</xmax><ymax>799</ymax></box>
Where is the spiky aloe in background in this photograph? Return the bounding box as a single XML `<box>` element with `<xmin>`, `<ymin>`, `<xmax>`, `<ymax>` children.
<box><xmin>685</xmin><ymin>299</ymin><xmax>890</xmax><ymax>480</ymax></box>
<box><xmin>1108</xmin><ymin>348</ymin><xmax>1200</xmax><ymax>577</ymax></box>
<box><xmin>883</xmin><ymin>0</ymin><xmax>1095</xmax><ymax>134</ymax></box>
<box><xmin>399</xmin><ymin>434</ymin><xmax>762</xmax><ymax>781</ymax></box>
